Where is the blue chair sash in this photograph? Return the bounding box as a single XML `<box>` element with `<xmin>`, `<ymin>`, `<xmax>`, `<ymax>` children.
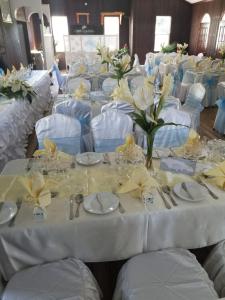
<box><xmin>216</xmin><ymin>97</ymin><xmax>225</xmax><ymax>111</ymax></box>
<box><xmin>39</xmin><ymin>137</ymin><xmax>80</xmax><ymax>155</ymax></box>
<box><xmin>203</xmin><ymin>76</ymin><xmax>218</xmax><ymax>88</ymax></box>
<box><xmin>52</xmin><ymin>64</ymin><xmax>65</xmax><ymax>88</ymax></box>
<box><xmin>95</xmin><ymin>138</ymin><xmax>124</xmax><ymax>153</ymax></box>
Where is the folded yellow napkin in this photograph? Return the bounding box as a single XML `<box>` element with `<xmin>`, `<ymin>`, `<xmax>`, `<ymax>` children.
<box><xmin>175</xmin><ymin>129</ymin><xmax>201</xmax><ymax>156</ymax></box>
<box><xmin>74</xmin><ymin>82</ymin><xmax>88</xmax><ymax>99</ymax></box>
<box><xmin>99</xmin><ymin>64</ymin><xmax>108</xmax><ymax>74</ymax></box>
<box><xmin>203</xmin><ymin>161</ymin><xmax>225</xmax><ymax>190</ymax></box>
<box><xmin>21</xmin><ymin>172</ymin><xmax>51</xmax><ymax>208</ymax></box>
<box><xmin>116</xmin><ymin>135</ymin><xmax>144</xmax><ymax>163</ymax></box>
<box><xmin>117</xmin><ymin>166</ymin><xmax>158</xmax><ymax>198</ymax></box>
<box><xmin>111</xmin><ymin>79</ymin><xmax>133</xmax><ymax>103</ymax></box>
<box><xmin>34</xmin><ymin>138</ymin><xmax>57</xmax><ymax>158</ymax></box>
<box><xmin>77</xmin><ymin>64</ymin><xmax>87</xmax><ymax>75</ymax></box>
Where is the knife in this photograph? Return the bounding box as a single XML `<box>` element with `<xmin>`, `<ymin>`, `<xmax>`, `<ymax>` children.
<box><xmin>181</xmin><ymin>182</ymin><xmax>194</xmax><ymax>200</ymax></box>
<box><xmin>0</xmin><ymin>202</ymin><xmax>4</xmax><ymax>214</ymax></box>
<box><xmin>157</xmin><ymin>188</ymin><xmax>171</xmax><ymax>209</ymax></box>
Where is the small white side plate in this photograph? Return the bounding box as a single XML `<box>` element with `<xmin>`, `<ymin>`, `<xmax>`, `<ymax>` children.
<box><xmin>173</xmin><ymin>182</ymin><xmax>206</xmax><ymax>202</ymax></box>
<box><xmin>0</xmin><ymin>201</ymin><xmax>17</xmax><ymax>225</ymax></box>
<box><xmin>76</xmin><ymin>152</ymin><xmax>102</xmax><ymax>166</ymax></box>
<box><xmin>84</xmin><ymin>192</ymin><xmax>119</xmax><ymax>214</ymax></box>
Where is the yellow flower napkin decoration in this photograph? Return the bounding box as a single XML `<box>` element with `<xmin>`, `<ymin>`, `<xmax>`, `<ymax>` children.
<box><xmin>111</xmin><ymin>79</ymin><xmax>133</xmax><ymax>103</ymax></box>
<box><xmin>99</xmin><ymin>64</ymin><xmax>108</xmax><ymax>74</ymax></box>
<box><xmin>116</xmin><ymin>134</ymin><xmax>144</xmax><ymax>163</ymax></box>
<box><xmin>74</xmin><ymin>82</ymin><xmax>88</xmax><ymax>100</ymax></box>
<box><xmin>34</xmin><ymin>138</ymin><xmax>57</xmax><ymax>158</ymax></box>
<box><xmin>117</xmin><ymin>165</ymin><xmax>158</xmax><ymax>198</ymax></box>
<box><xmin>77</xmin><ymin>64</ymin><xmax>87</xmax><ymax>75</ymax></box>
<box><xmin>203</xmin><ymin>161</ymin><xmax>225</xmax><ymax>190</ymax></box>
<box><xmin>21</xmin><ymin>172</ymin><xmax>51</xmax><ymax>208</ymax></box>
<box><xmin>175</xmin><ymin>129</ymin><xmax>201</xmax><ymax>156</ymax></box>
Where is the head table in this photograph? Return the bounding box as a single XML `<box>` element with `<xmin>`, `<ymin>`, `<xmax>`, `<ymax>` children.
<box><xmin>0</xmin><ymin>153</ymin><xmax>225</xmax><ymax>286</ymax></box>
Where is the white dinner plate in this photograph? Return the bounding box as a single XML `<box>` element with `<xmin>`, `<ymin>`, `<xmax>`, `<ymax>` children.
<box><xmin>173</xmin><ymin>182</ymin><xmax>206</xmax><ymax>202</ymax></box>
<box><xmin>0</xmin><ymin>201</ymin><xmax>17</xmax><ymax>225</ymax></box>
<box><xmin>83</xmin><ymin>192</ymin><xmax>119</xmax><ymax>214</ymax></box>
<box><xmin>76</xmin><ymin>152</ymin><xmax>102</xmax><ymax>166</ymax></box>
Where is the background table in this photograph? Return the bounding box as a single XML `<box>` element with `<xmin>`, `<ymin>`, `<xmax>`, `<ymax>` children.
<box><xmin>0</xmin><ymin>71</ymin><xmax>51</xmax><ymax>171</ymax></box>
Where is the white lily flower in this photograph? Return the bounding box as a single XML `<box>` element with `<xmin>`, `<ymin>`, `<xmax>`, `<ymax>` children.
<box><xmin>11</xmin><ymin>80</ymin><xmax>21</xmax><ymax>92</ymax></box>
<box><xmin>111</xmin><ymin>78</ymin><xmax>134</xmax><ymax>104</ymax></box>
<box><xmin>121</xmin><ymin>54</ymin><xmax>131</xmax><ymax>71</ymax></box>
<box><xmin>133</xmin><ymin>85</ymin><xmax>154</xmax><ymax>110</ymax></box>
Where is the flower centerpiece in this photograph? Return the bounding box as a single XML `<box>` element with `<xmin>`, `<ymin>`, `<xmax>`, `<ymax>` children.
<box><xmin>0</xmin><ymin>68</ymin><xmax>36</xmax><ymax>103</ymax></box>
<box><xmin>116</xmin><ymin>74</ymin><xmax>178</xmax><ymax>169</ymax></box>
<box><xmin>177</xmin><ymin>42</ymin><xmax>188</xmax><ymax>56</ymax></box>
<box><xmin>219</xmin><ymin>43</ymin><xmax>225</xmax><ymax>63</ymax></box>
<box><xmin>96</xmin><ymin>44</ymin><xmax>114</xmax><ymax>72</ymax></box>
<box><xmin>111</xmin><ymin>45</ymin><xmax>133</xmax><ymax>85</ymax></box>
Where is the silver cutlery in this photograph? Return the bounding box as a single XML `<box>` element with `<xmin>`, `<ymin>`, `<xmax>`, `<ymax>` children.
<box><xmin>96</xmin><ymin>193</ymin><xmax>104</xmax><ymax>212</ymax></box>
<box><xmin>74</xmin><ymin>194</ymin><xmax>84</xmax><ymax>218</ymax></box>
<box><xmin>0</xmin><ymin>202</ymin><xmax>4</xmax><ymax>214</ymax></box>
<box><xmin>69</xmin><ymin>195</ymin><xmax>74</xmax><ymax>220</ymax></box>
<box><xmin>196</xmin><ymin>178</ymin><xmax>218</xmax><ymax>200</ymax></box>
<box><xmin>157</xmin><ymin>188</ymin><xmax>171</xmax><ymax>209</ymax></box>
<box><xmin>9</xmin><ymin>198</ymin><xmax>22</xmax><ymax>227</ymax></box>
<box><xmin>181</xmin><ymin>182</ymin><xmax>194</xmax><ymax>200</ymax></box>
<box><xmin>162</xmin><ymin>186</ymin><xmax>178</xmax><ymax>206</ymax></box>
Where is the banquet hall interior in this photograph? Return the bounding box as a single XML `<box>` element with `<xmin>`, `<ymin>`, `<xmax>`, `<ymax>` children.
<box><xmin>1</xmin><ymin>0</ymin><xmax>225</xmax><ymax>299</ymax></box>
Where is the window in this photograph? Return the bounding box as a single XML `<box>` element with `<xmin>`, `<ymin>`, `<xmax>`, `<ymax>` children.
<box><xmin>104</xmin><ymin>16</ymin><xmax>120</xmax><ymax>50</ymax></box>
<box><xmin>154</xmin><ymin>16</ymin><xmax>172</xmax><ymax>52</ymax></box>
<box><xmin>52</xmin><ymin>16</ymin><xmax>69</xmax><ymax>52</ymax></box>
<box><xmin>197</xmin><ymin>14</ymin><xmax>210</xmax><ymax>51</ymax></box>
<box><xmin>216</xmin><ymin>14</ymin><xmax>225</xmax><ymax>50</ymax></box>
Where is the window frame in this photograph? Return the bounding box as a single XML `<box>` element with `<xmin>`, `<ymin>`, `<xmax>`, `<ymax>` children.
<box><xmin>154</xmin><ymin>16</ymin><xmax>172</xmax><ymax>52</ymax></box>
<box><xmin>197</xmin><ymin>13</ymin><xmax>211</xmax><ymax>52</ymax></box>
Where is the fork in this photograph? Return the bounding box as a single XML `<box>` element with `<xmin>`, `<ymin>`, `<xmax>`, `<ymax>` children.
<box><xmin>196</xmin><ymin>178</ymin><xmax>218</xmax><ymax>200</ymax></box>
<box><xmin>9</xmin><ymin>198</ymin><xmax>23</xmax><ymax>227</ymax></box>
<box><xmin>162</xmin><ymin>186</ymin><xmax>178</xmax><ymax>206</ymax></box>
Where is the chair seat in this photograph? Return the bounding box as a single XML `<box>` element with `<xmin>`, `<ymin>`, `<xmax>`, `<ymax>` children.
<box><xmin>3</xmin><ymin>258</ymin><xmax>101</xmax><ymax>300</ymax></box>
<box><xmin>113</xmin><ymin>249</ymin><xmax>218</xmax><ymax>300</ymax></box>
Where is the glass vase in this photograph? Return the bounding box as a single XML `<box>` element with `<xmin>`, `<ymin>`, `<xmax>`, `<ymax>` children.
<box><xmin>145</xmin><ymin>133</ymin><xmax>155</xmax><ymax>170</ymax></box>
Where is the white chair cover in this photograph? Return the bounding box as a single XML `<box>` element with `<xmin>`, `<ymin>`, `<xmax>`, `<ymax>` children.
<box><xmin>102</xmin><ymin>78</ymin><xmax>118</xmax><ymax>97</ymax></box>
<box><xmin>204</xmin><ymin>240</ymin><xmax>225</xmax><ymax>298</ymax></box>
<box><xmin>101</xmin><ymin>101</ymin><xmax>134</xmax><ymax>114</ymax></box>
<box><xmin>66</xmin><ymin>78</ymin><xmax>91</xmax><ymax>94</ymax></box>
<box><xmin>181</xmin><ymin>83</ymin><xmax>205</xmax><ymax>130</ymax></box>
<box><xmin>91</xmin><ymin>110</ymin><xmax>133</xmax><ymax>152</ymax></box>
<box><xmin>130</xmin><ymin>76</ymin><xmax>145</xmax><ymax>94</ymax></box>
<box><xmin>140</xmin><ymin>108</ymin><xmax>191</xmax><ymax>149</ymax></box>
<box><xmin>113</xmin><ymin>249</ymin><xmax>218</xmax><ymax>300</ymax></box>
<box><xmin>214</xmin><ymin>97</ymin><xmax>225</xmax><ymax>134</ymax></box>
<box><xmin>50</xmin><ymin>70</ymin><xmax>59</xmax><ymax>99</ymax></box>
<box><xmin>2</xmin><ymin>258</ymin><xmax>101</xmax><ymax>300</ymax></box>
<box><xmin>180</xmin><ymin>67</ymin><xmax>197</xmax><ymax>102</ymax></box>
<box><xmin>54</xmin><ymin>100</ymin><xmax>94</xmax><ymax>152</ymax></box>
<box><xmin>201</xmin><ymin>73</ymin><xmax>220</xmax><ymax>107</ymax></box>
<box><xmin>90</xmin><ymin>91</ymin><xmax>109</xmax><ymax>102</ymax></box>
<box><xmin>36</xmin><ymin>114</ymin><xmax>81</xmax><ymax>155</ymax></box>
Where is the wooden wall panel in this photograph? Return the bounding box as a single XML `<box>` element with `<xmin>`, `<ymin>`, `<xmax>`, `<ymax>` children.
<box><xmin>130</xmin><ymin>0</ymin><xmax>192</xmax><ymax>63</ymax></box>
<box><xmin>189</xmin><ymin>0</ymin><xmax>225</xmax><ymax>57</ymax></box>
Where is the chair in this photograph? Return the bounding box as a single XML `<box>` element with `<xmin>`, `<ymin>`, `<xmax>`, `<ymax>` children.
<box><xmin>54</xmin><ymin>99</ymin><xmax>94</xmax><ymax>152</ymax></box>
<box><xmin>66</xmin><ymin>78</ymin><xmax>91</xmax><ymax>94</ymax></box>
<box><xmin>101</xmin><ymin>101</ymin><xmax>134</xmax><ymax>114</ymax></box>
<box><xmin>214</xmin><ymin>97</ymin><xmax>225</xmax><ymax>135</ymax></box>
<box><xmin>102</xmin><ymin>78</ymin><xmax>118</xmax><ymax>97</ymax></box>
<box><xmin>35</xmin><ymin>114</ymin><xmax>81</xmax><ymax>155</ymax></box>
<box><xmin>2</xmin><ymin>258</ymin><xmax>101</xmax><ymax>300</ymax></box>
<box><xmin>130</xmin><ymin>76</ymin><xmax>145</xmax><ymax>94</ymax></box>
<box><xmin>181</xmin><ymin>83</ymin><xmax>205</xmax><ymax>131</ymax></box>
<box><xmin>201</xmin><ymin>73</ymin><xmax>220</xmax><ymax>107</ymax></box>
<box><xmin>113</xmin><ymin>249</ymin><xmax>218</xmax><ymax>300</ymax></box>
<box><xmin>179</xmin><ymin>69</ymin><xmax>196</xmax><ymax>103</ymax></box>
<box><xmin>204</xmin><ymin>240</ymin><xmax>225</xmax><ymax>298</ymax></box>
<box><xmin>91</xmin><ymin>110</ymin><xmax>133</xmax><ymax>152</ymax></box>
<box><xmin>140</xmin><ymin>108</ymin><xmax>191</xmax><ymax>149</ymax></box>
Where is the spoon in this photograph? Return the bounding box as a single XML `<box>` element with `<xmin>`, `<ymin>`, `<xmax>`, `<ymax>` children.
<box><xmin>74</xmin><ymin>194</ymin><xmax>84</xmax><ymax>218</ymax></box>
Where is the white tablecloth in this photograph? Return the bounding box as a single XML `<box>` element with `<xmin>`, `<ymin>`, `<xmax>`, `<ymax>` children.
<box><xmin>0</xmin><ymin>158</ymin><xmax>225</xmax><ymax>282</ymax></box>
<box><xmin>0</xmin><ymin>71</ymin><xmax>51</xmax><ymax>171</ymax></box>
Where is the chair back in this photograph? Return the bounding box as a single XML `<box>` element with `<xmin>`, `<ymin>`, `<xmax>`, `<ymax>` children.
<box><xmin>185</xmin><ymin>83</ymin><xmax>205</xmax><ymax>109</ymax></box>
<box><xmin>102</xmin><ymin>78</ymin><xmax>117</xmax><ymax>97</ymax></box>
<box><xmin>36</xmin><ymin>113</ymin><xmax>81</xmax><ymax>155</ymax></box>
<box><xmin>91</xmin><ymin>110</ymin><xmax>133</xmax><ymax>152</ymax></box>
<box><xmin>130</xmin><ymin>76</ymin><xmax>145</xmax><ymax>94</ymax></box>
<box><xmin>101</xmin><ymin>101</ymin><xmax>134</xmax><ymax>114</ymax></box>
<box><xmin>67</xmin><ymin>78</ymin><xmax>91</xmax><ymax>94</ymax></box>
